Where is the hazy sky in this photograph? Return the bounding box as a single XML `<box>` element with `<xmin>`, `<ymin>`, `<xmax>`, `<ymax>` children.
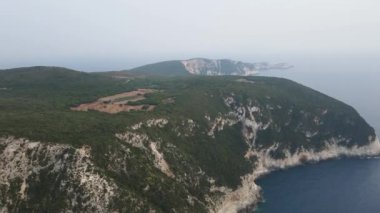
<box><xmin>1</xmin><ymin>0</ymin><xmax>380</xmax><ymax>71</ymax></box>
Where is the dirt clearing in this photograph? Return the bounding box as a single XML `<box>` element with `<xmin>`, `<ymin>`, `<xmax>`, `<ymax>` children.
<box><xmin>71</xmin><ymin>89</ymin><xmax>157</xmax><ymax>114</ymax></box>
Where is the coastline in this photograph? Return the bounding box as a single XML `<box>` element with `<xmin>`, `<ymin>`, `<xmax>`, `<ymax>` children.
<box><xmin>215</xmin><ymin>137</ymin><xmax>380</xmax><ymax>213</ymax></box>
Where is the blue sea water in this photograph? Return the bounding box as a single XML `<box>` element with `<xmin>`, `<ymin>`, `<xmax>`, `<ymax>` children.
<box><xmin>256</xmin><ymin>61</ymin><xmax>380</xmax><ymax>213</ymax></box>
<box><xmin>255</xmin><ymin>157</ymin><xmax>380</xmax><ymax>213</ymax></box>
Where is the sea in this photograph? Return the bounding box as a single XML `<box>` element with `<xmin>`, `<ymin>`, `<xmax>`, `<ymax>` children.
<box><xmin>256</xmin><ymin>59</ymin><xmax>380</xmax><ymax>213</ymax></box>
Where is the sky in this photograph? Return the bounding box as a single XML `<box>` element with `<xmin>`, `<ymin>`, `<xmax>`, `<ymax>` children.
<box><xmin>1</xmin><ymin>0</ymin><xmax>380</xmax><ymax>71</ymax></box>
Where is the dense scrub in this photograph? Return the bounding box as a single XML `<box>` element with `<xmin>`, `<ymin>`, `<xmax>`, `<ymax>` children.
<box><xmin>0</xmin><ymin>67</ymin><xmax>376</xmax><ymax>212</ymax></box>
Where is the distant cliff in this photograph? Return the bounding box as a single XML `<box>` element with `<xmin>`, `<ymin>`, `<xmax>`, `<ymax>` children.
<box><xmin>124</xmin><ymin>58</ymin><xmax>292</xmax><ymax>76</ymax></box>
<box><xmin>181</xmin><ymin>58</ymin><xmax>292</xmax><ymax>76</ymax></box>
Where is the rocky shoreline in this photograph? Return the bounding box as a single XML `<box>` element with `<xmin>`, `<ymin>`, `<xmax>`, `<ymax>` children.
<box><xmin>2</xmin><ymin>136</ymin><xmax>379</xmax><ymax>213</ymax></box>
<box><xmin>215</xmin><ymin>137</ymin><xmax>380</xmax><ymax>213</ymax></box>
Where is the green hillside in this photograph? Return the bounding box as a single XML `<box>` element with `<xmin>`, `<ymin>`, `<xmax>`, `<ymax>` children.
<box><xmin>127</xmin><ymin>60</ymin><xmax>189</xmax><ymax>76</ymax></box>
<box><xmin>0</xmin><ymin>66</ymin><xmax>376</xmax><ymax>212</ymax></box>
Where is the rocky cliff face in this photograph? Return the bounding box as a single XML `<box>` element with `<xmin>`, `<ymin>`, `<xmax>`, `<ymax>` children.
<box><xmin>181</xmin><ymin>58</ymin><xmax>292</xmax><ymax>76</ymax></box>
<box><xmin>0</xmin><ymin>137</ymin><xmax>118</xmax><ymax>212</ymax></box>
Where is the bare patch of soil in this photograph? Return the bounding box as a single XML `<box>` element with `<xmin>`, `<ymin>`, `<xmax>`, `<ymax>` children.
<box><xmin>71</xmin><ymin>89</ymin><xmax>157</xmax><ymax>114</ymax></box>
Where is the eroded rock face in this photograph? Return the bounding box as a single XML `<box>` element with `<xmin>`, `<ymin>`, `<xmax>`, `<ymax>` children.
<box><xmin>0</xmin><ymin>137</ymin><xmax>117</xmax><ymax>212</ymax></box>
<box><xmin>116</xmin><ymin>118</ymin><xmax>175</xmax><ymax>178</ymax></box>
<box><xmin>149</xmin><ymin>142</ymin><xmax>175</xmax><ymax>178</ymax></box>
<box><xmin>181</xmin><ymin>59</ymin><xmax>292</xmax><ymax>76</ymax></box>
<box><xmin>116</xmin><ymin>131</ymin><xmax>174</xmax><ymax>178</ymax></box>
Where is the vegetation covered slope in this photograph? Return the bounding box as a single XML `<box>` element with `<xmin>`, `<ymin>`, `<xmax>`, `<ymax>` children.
<box><xmin>127</xmin><ymin>60</ymin><xmax>190</xmax><ymax>76</ymax></box>
<box><xmin>0</xmin><ymin>67</ymin><xmax>378</xmax><ymax>212</ymax></box>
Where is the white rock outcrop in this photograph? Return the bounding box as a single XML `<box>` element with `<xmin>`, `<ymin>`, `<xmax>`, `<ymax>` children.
<box><xmin>0</xmin><ymin>137</ymin><xmax>117</xmax><ymax>212</ymax></box>
<box><xmin>181</xmin><ymin>58</ymin><xmax>292</xmax><ymax>76</ymax></box>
